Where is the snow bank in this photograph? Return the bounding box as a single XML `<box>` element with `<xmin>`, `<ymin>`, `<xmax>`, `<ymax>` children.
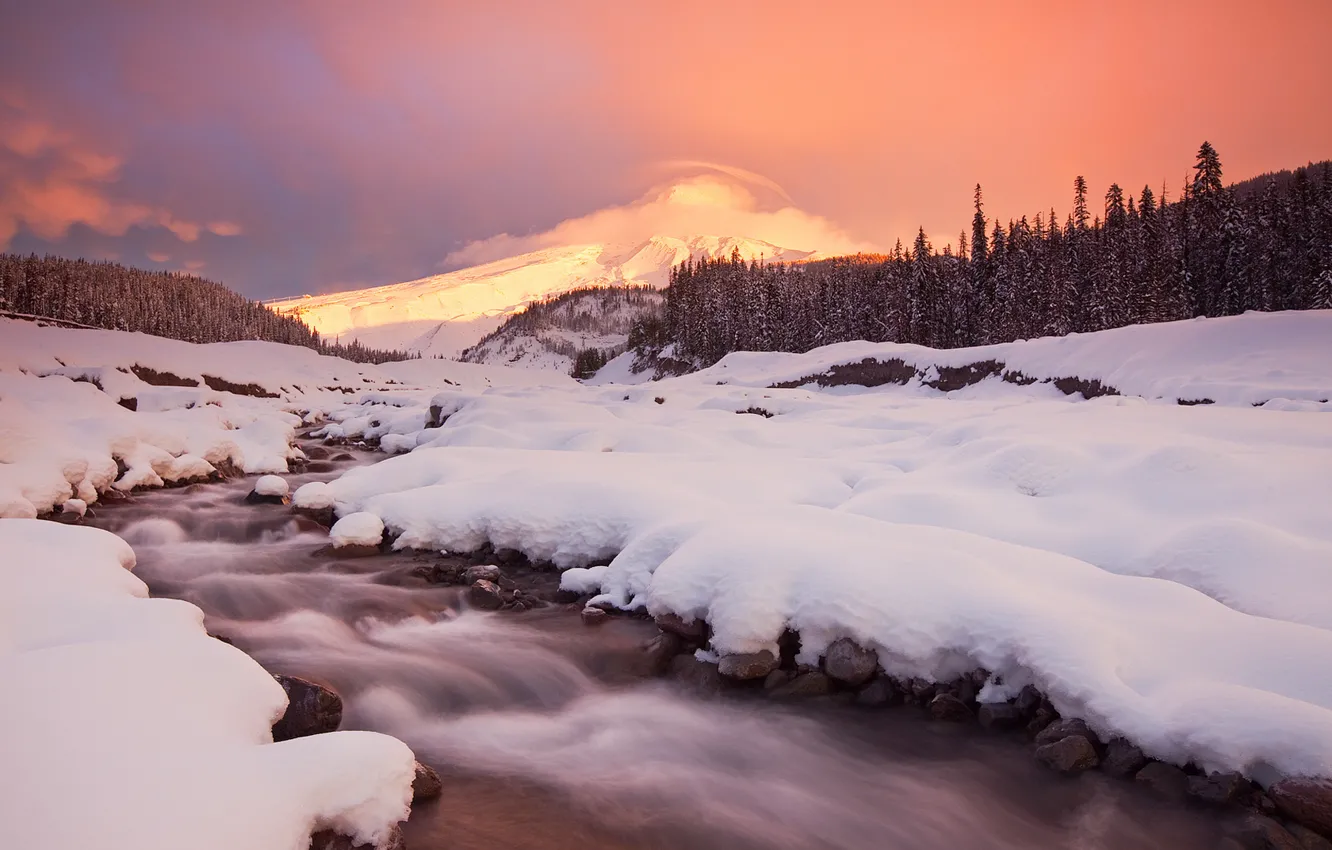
<box><xmin>302</xmin><ymin>312</ymin><xmax>1332</xmax><ymax>780</ymax></box>
<box><xmin>0</xmin><ymin>519</ymin><xmax>414</xmax><ymax>850</ymax></box>
<box><xmin>694</xmin><ymin>310</ymin><xmax>1332</xmax><ymax>407</ymax></box>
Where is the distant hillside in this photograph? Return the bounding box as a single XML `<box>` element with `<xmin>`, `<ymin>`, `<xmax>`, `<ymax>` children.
<box><xmin>0</xmin><ymin>254</ymin><xmax>416</xmax><ymax>364</ymax></box>
<box><xmin>459</xmin><ymin>285</ymin><xmax>664</xmax><ymax>376</ymax></box>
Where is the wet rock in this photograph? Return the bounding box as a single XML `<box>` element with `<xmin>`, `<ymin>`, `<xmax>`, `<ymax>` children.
<box><xmin>1014</xmin><ymin>684</ymin><xmax>1043</xmax><ymax>718</ymax></box>
<box><xmin>977</xmin><ymin>702</ymin><xmax>1025</xmax><ymax>731</ymax></box>
<box><xmin>305</xmin><ymin>461</ymin><xmax>336</xmax><ymax>473</ymax></box>
<box><xmin>1026</xmin><ymin>706</ymin><xmax>1057</xmax><ymax>737</ymax></box>
<box><xmin>1035</xmin><ymin>735</ymin><xmax>1100</xmax><ymax>775</ymax></box>
<box><xmin>294</xmin><ymin>506</ymin><xmax>335</xmax><ymax>527</ymax></box>
<box><xmin>822</xmin><ymin>638</ymin><xmax>878</xmax><ymax>687</ymax></box>
<box><xmin>331</xmin><ymin>543</ymin><xmax>381</xmax><ymax>558</ymax></box>
<box><xmin>770</xmin><ymin>671</ymin><xmax>833</xmax><ymax>699</ymax></box>
<box><xmin>718</xmin><ymin>649</ymin><xmax>778</xmax><ymax>680</ymax></box>
<box><xmin>412</xmin><ymin>761</ymin><xmax>442</xmax><ymax>802</ymax></box>
<box><xmin>855</xmin><ymin>677</ymin><xmax>901</xmax><ymax>707</ymax></box>
<box><xmin>304</xmin><ymin>445</ymin><xmax>331</xmax><ymax>460</ymax></box>
<box><xmin>309</xmin><ymin>825</ymin><xmax>405</xmax><ymax>850</ymax></box>
<box><xmin>463</xmin><ymin>564</ymin><xmax>501</xmax><ymax>583</ymax></box>
<box><xmin>1270</xmin><ymin>777</ymin><xmax>1332</xmax><ymax>839</ymax></box>
<box><xmin>467</xmin><ymin>579</ymin><xmax>504</xmax><ymax>610</ymax></box>
<box><xmin>763</xmin><ymin>669</ymin><xmax>792</xmax><ymax>690</ymax></box>
<box><xmin>272</xmin><ymin>675</ymin><xmax>342</xmax><ymax>741</ymax></box>
<box><xmin>245</xmin><ymin>490</ymin><xmax>288</xmax><ymax>505</ymax></box>
<box><xmin>1289</xmin><ymin>823</ymin><xmax>1332</xmax><ymax>850</ymax></box>
<box><xmin>929</xmin><ymin>693</ymin><xmax>974</xmax><ymax>723</ymax></box>
<box><xmin>907</xmin><ymin>678</ymin><xmax>936</xmax><ymax>705</ymax></box>
<box><xmin>331</xmin><ymin>452</ymin><xmax>354</xmax><ymax>462</ymax></box>
<box><xmin>1226</xmin><ymin>814</ymin><xmax>1304</xmax><ymax>850</ymax></box>
<box><xmin>654</xmin><ymin>612</ymin><xmax>708</xmax><ymax>640</ymax></box>
<box><xmin>1101</xmin><ymin>737</ymin><xmax>1149</xmax><ymax>778</ymax></box>
<box><xmin>669</xmin><ymin>654</ymin><xmax>722</xmax><ymax>696</ymax></box>
<box><xmin>643</xmin><ymin>631</ymin><xmax>685</xmax><ymax>675</ymax></box>
<box><xmin>1135</xmin><ymin>762</ymin><xmax>1190</xmax><ymax>800</ymax></box>
<box><xmin>1033</xmin><ymin>717</ymin><xmax>1096</xmax><ymax>748</ymax></box>
<box><xmin>581</xmin><ymin>606</ymin><xmax>610</xmax><ymax>626</ymax></box>
<box><xmin>1188</xmin><ymin>771</ymin><xmax>1250</xmax><ymax>806</ymax></box>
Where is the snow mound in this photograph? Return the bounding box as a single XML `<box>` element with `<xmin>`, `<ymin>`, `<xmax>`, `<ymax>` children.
<box><xmin>254</xmin><ymin>475</ymin><xmax>290</xmax><ymax>497</ymax></box>
<box><xmin>331</xmin><ymin>512</ymin><xmax>385</xmax><ymax>548</ymax></box>
<box><xmin>0</xmin><ymin>519</ymin><xmax>414</xmax><ymax>850</ymax></box>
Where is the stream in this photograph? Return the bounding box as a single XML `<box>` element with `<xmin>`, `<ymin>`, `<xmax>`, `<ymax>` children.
<box><xmin>88</xmin><ymin>445</ymin><xmax>1229</xmax><ymax>850</ymax></box>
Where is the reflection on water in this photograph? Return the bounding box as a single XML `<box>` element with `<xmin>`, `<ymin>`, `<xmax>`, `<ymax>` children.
<box><xmin>92</xmin><ymin>452</ymin><xmax>1225</xmax><ymax>850</ymax></box>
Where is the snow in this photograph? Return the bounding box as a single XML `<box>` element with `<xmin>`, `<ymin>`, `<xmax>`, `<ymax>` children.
<box><xmin>330</xmin><ymin>512</ymin><xmax>385</xmax><ymax>548</ymax></box>
<box><xmin>0</xmin><ymin>519</ymin><xmax>414</xmax><ymax>850</ymax></box>
<box><xmin>255</xmin><ymin>475</ymin><xmax>290</xmax><ymax>498</ymax></box>
<box><xmin>300</xmin><ymin>310</ymin><xmax>1332</xmax><ymax>782</ymax></box>
<box><xmin>268</xmin><ymin>235</ymin><xmax>809</xmax><ymax>359</ymax></box>
<box><xmin>293</xmin><ymin>481</ymin><xmax>336</xmax><ymax>511</ymax></box>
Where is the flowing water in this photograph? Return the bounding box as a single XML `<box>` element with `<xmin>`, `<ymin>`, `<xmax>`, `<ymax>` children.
<box><xmin>89</xmin><ymin>446</ymin><xmax>1230</xmax><ymax>850</ymax></box>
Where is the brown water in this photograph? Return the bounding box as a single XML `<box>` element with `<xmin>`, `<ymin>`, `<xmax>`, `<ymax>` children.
<box><xmin>89</xmin><ymin>447</ymin><xmax>1230</xmax><ymax>850</ymax></box>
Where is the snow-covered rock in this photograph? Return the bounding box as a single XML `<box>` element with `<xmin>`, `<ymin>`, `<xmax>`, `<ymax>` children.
<box><xmin>0</xmin><ymin>519</ymin><xmax>415</xmax><ymax>850</ymax></box>
<box><xmin>330</xmin><ymin>512</ymin><xmax>385</xmax><ymax>551</ymax></box>
<box><xmin>254</xmin><ymin>475</ymin><xmax>290</xmax><ymax>498</ymax></box>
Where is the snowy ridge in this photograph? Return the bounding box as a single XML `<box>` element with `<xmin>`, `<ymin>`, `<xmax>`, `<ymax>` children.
<box><xmin>302</xmin><ymin>310</ymin><xmax>1332</xmax><ymax>781</ymax></box>
<box><xmin>0</xmin><ymin>520</ymin><xmax>415</xmax><ymax>850</ymax></box>
<box><xmin>268</xmin><ymin>235</ymin><xmax>807</xmax><ymax>359</ymax></box>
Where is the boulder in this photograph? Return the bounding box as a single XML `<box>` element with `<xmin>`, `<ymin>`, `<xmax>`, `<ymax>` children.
<box><xmin>1188</xmin><ymin>771</ymin><xmax>1250</xmax><ymax>806</ymax></box>
<box><xmin>272</xmin><ymin>675</ymin><xmax>342</xmax><ymax>741</ymax></box>
<box><xmin>907</xmin><ymin>678</ymin><xmax>936</xmax><ymax>704</ymax></box>
<box><xmin>463</xmin><ymin>564</ymin><xmax>501</xmax><ymax>583</ymax></box>
<box><xmin>1270</xmin><ymin>777</ymin><xmax>1332</xmax><ymax>839</ymax></box>
<box><xmin>718</xmin><ymin>649</ymin><xmax>779</xmax><ymax>680</ymax></box>
<box><xmin>763</xmin><ymin>669</ymin><xmax>792</xmax><ymax>690</ymax></box>
<box><xmin>669</xmin><ymin>654</ymin><xmax>722</xmax><ymax>696</ymax></box>
<box><xmin>929</xmin><ymin>693</ymin><xmax>974</xmax><ymax>723</ymax></box>
<box><xmin>643</xmin><ymin>631</ymin><xmax>685</xmax><ymax>675</ymax></box>
<box><xmin>1014</xmin><ymin>684</ymin><xmax>1043</xmax><ymax>718</ymax></box>
<box><xmin>822</xmin><ymin>638</ymin><xmax>878</xmax><ymax>687</ymax></box>
<box><xmin>977</xmin><ymin>702</ymin><xmax>1025</xmax><ymax>731</ymax></box>
<box><xmin>1135</xmin><ymin>762</ymin><xmax>1189</xmax><ymax>800</ymax></box>
<box><xmin>1035</xmin><ymin>735</ymin><xmax>1100</xmax><ymax>775</ymax></box>
<box><xmin>1033</xmin><ymin>717</ymin><xmax>1096</xmax><ymax>748</ymax></box>
<box><xmin>1100</xmin><ymin>737</ymin><xmax>1149</xmax><ymax>778</ymax></box>
<box><xmin>654</xmin><ymin>612</ymin><xmax>708</xmax><ymax>640</ymax></box>
<box><xmin>1026</xmin><ymin>706</ymin><xmax>1058</xmax><ymax>737</ymax></box>
<box><xmin>855</xmin><ymin>677</ymin><xmax>902</xmax><ymax>707</ymax></box>
<box><xmin>1288</xmin><ymin>823</ymin><xmax>1332</xmax><ymax>850</ymax></box>
<box><xmin>467</xmin><ymin>579</ymin><xmax>504</xmax><ymax>610</ymax></box>
<box><xmin>412</xmin><ymin>761</ymin><xmax>442</xmax><ymax>802</ymax></box>
<box><xmin>769</xmin><ymin>671</ymin><xmax>833</xmax><ymax>699</ymax></box>
<box><xmin>1225</xmin><ymin>814</ymin><xmax>1304</xmax><ymax>850</ymax></box>
<box><xmin>581</xmin><ymin>606</ymin><xmax>610</xmax><ymax>626</ymax></box>
<box><xmin>246</xmin><ymin>474</ymin><xmax>290</xmax><ymax>505</ymax></box>
<box><xmin>304</xmin><ymin>445</ymin><xmax>331</xmax><ymax>460</ymax></box>
<box><xmin>295</xmin><ymin>506</ymin><xmax>336</xmax><ymax>527</ymax></box>
<box><xmin>309</xmin><ymin>826</ymin><xmax>405</xmax><ymax>850</ymax></box>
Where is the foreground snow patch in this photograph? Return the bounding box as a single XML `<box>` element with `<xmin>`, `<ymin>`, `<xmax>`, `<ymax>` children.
<box><xmin>0</xmin><ymin>520</ymin><xmax>414</xmax><ymax>850</ymax></box>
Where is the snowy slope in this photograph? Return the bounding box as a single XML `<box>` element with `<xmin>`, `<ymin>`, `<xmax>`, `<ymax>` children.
<box><xmin>268</xmin><ymin>236</ymin><xmax>808</xmax><ymax>359</ymax></box>
<box><xmin>299</xmin><ymin>310</ymin><xmax>1332</xmax><ymax>782</ymax></box>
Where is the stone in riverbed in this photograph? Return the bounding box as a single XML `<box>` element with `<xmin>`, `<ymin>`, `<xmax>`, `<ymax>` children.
<box><xmin>463</xmin><ymin>564</ymin><xmax>501</xmax><ymax>583</ymax></box>
<box><xmin>1026</xmin><ymin>706</ymin><xmax>1057</xmax><ymax>737</ymax></box>
<box><xmin>1135</xmin><ymin>762</ymin><xmax>1189</xmax><ymax>800</ymax></box>
<box><xmin>468</xmin><ymin>579</ymin><xmax>504</xmax><ymax>610</ymax></box>
<box><xmin>1288</xmin><ymin>823</ymin><xmax>1332</xmax><ymax>850</ymax></box>
<box><xmin>977</xmin><ymin>702</ymin><xmax>1025</xmax><ymax>731</ymax></box>
<box><xmin>770</xmin><ymin>671</ymin><xmax>833</xmax><ymax>699</ymax></box>
<box><xmin>855</xmin><ymin>677</ymin><xmax>902</xmax><ymax>707</ymax></box>
<box><xmin>1270</xmin><ymin>776</ymin><xmax>1332</xmax><ymax>839</ymax></box>
<box><xmin>1014</xmin><ymin>684</ymin><xmax>1043</xmax><ymax>718</ymax></box>
<box><xmin>1033</xmin><ymin>717</ymin><xmax>1097</xmax><ymax>748</ymax></box>
<box><xmin>718</xmin><ymin>649</ymin><xmax>778</xmax><ymax>680</ymax></box>
<box><xmin>1101</xmin><ymin>737</ymin><xmax>1149</xmax><ymax>778</ymax></box>
<box><xmin>246</xmin><ymin>474</ymin><xmax>290</xmax><ymax>505</ymax></box>
<box><xmin>304</xmin><ymin>445</ymin><xmax>331</xmax><ymax>460</ymax></box>
<box><xmin>309</xmin><ymin>825</ymin><xmax>405</xmax><ymax>850</ymax></box>
<box><xmin>581</xmin><ymin>606</ymin><xmax>610</xmax><ymax>626</ymax></box>
<box><xmin>654</xmin><ymin>612</ymin><xmax>708</xmax><ymax>640</ymax></box>
<box><xmin>670</xmin><ymin>654</ymin><xmax>722</xmax><ymax>696</ymax></box>
<box><xmin>272</xmin><ymin>675</ymin><xmax>342</xmax><ymax>741</ymax></box>
<box><xmin>1188</xmin><ymin>771</ymin><xmax>1250</xmax><ymax>806</ymax></box>
<box><xmin>1035</xmin><ymin>735</ymin><xmax>1100</xmax><ymax>774</ymax></box>
<box><xmin>412</xmin><ymin>762</ymin><xmax>442</xmax><ymax>802</ymax></box>
<box><xmin>643</xmin><ymin>631</ymin><xmax>684</xmax><ymax>675</ymax></box>
<box><xmin>929</xmin><ymin>693</ymin><xmax>974</xmax><ymax>722</ymax></box>
<box><xmin>822</xmin><ymin>637</ymin><xmax>878</xmax><ymax>686</ymax></box>
<box><xmin>1225</xmin><ymin>814</ymin><xmax>1305</xmax><ymax>850</ymax></box>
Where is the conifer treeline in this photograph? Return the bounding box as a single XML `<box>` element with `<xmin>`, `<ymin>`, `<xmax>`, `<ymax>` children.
<box><xmin>641</xmin><ymin>145</ymin><xmax>1332</xmax><ymax>365</ymax></box>
<box><xmin>0</xmin><ymin>254</ymin><xmax>416</xmax><ymax>364</ymax></box>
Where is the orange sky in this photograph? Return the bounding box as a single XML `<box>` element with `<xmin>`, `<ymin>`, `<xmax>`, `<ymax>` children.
<box><xmin>1</xmin><ymin>0</ymin><xmax>1329</xmax><ymax>294</ymax></box>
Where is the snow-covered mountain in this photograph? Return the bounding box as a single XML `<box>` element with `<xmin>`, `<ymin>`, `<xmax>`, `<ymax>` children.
<box><xmin>268</xmin><ymin>235</ymin><xmax>810</xmax><ymax>360</ymax></box>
